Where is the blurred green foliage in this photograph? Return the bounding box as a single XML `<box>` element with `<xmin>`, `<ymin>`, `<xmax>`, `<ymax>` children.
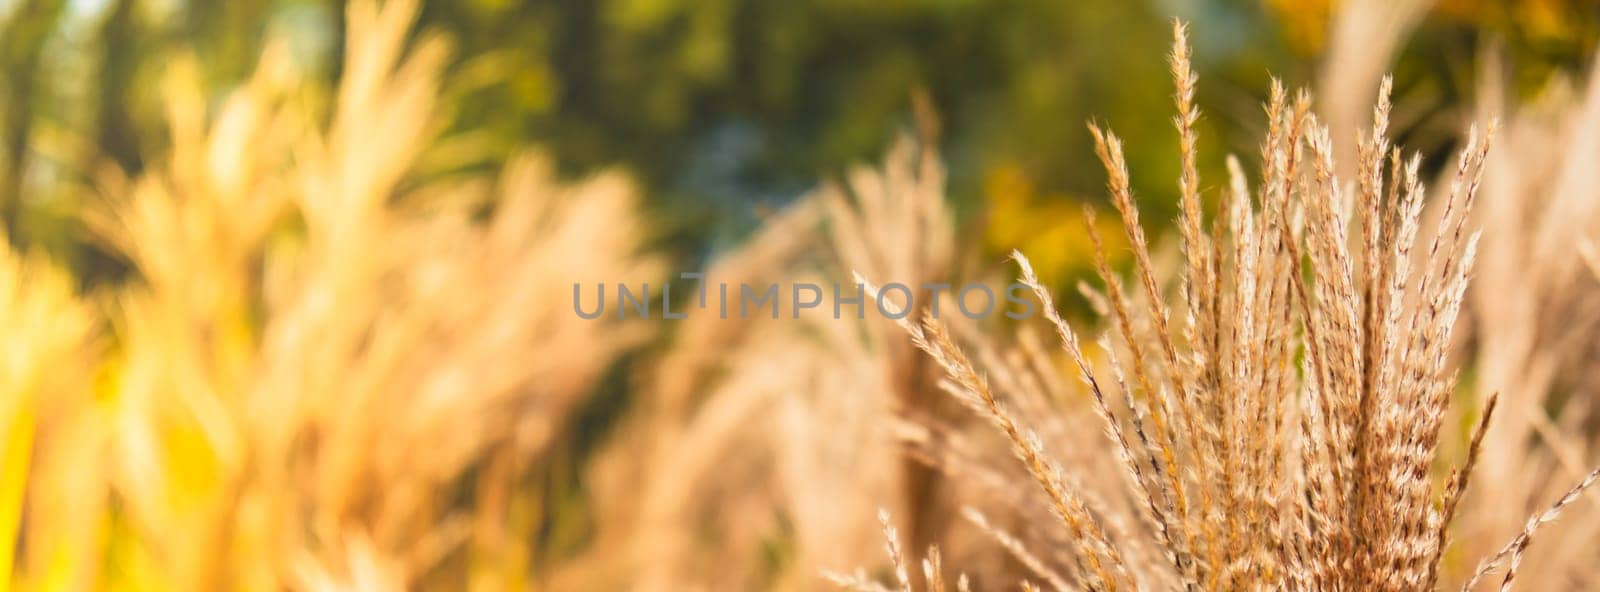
<box><xmin>0</xmin><ymin>0</ymin><xmax>1597</xmax><ymax>280</ymax></box>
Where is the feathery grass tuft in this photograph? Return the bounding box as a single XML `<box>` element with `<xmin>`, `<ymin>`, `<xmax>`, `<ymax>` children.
<box><xmin>844</xmin><ymin>20</ymin><xmax>1600</xmax><ymax>592</ymax></box>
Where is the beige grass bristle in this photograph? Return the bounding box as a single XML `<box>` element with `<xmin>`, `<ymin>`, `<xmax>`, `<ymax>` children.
<box><xmin>962</xmin><ymin>507</ymin><xmax>1071</xmax><ymax>592</ymax></box>
<box><xmin>880</xmin><ymin>509</ymin><xmax>914</xmax><ymax>592</ymax></box>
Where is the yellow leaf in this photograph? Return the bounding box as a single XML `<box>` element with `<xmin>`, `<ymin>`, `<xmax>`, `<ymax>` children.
<box><xmin>1</xmin><ymin>403</ymin><xmax>35</xmax><ymax>591</ymax></box>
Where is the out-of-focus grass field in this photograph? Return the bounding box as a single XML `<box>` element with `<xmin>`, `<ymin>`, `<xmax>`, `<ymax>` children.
<box><xmin>2</xmin><ymin>0</ymin><xmax>1599</xmax><ymax>589</ymax></box>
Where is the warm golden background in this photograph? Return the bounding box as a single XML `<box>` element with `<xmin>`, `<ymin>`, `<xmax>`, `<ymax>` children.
<box><xmin>2</xmin><ymin>0</ymin><xmax>1599</xmax><ymax>590</ymax></box>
